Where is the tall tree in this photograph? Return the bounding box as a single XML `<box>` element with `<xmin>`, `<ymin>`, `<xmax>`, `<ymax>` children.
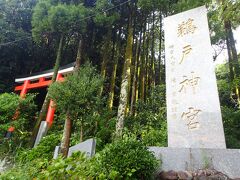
<box><xmin>217</xmin><ymin>0</ymin><xmax>240</xmax><ymax>106</ymax></box>
<box><xmin>116</xmin><ymin>3</ymin><xmax>134</xmax><ymax>137</ymax></box>
<box><xmin>31</xmin><ymin>1</ymin><xmax>88</xmax><ymax>145</ymax></box>
<box><xmin>93</xmin><ymin>0</ymin><xmax>119</xmax><ymax>97</ymax></box>
<box><xmin>48</xmin><ymin>64</ymin><xmax>103</xmax><ymax>157</ymax></box>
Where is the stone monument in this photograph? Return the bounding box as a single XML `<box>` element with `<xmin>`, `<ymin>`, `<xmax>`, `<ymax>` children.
<box><xmin>149</xmin><ymin>6</ymin><xmax>240</xmax><ymax>178</ymax></box>
<box><xmin>53</xmin><ymin>138</ymin><xmax>96</xmax><ymax>159</ymax></box>
<box><xmin>67</xmin><ymin>138</ymin><xmax>96</xmax><ymax>157</ymax></box>
<box><xmin>164</xmin><ymin>5</ymin><xmax>226</xmax><ymax>149</ymax></box>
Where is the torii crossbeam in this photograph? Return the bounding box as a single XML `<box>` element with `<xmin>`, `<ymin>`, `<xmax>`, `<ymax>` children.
<box><xmin>14</xmin><ymin>63</ymin><xmax>74</xmax><ymax>126</ymax></box>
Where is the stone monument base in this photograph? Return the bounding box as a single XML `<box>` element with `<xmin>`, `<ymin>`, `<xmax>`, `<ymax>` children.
<box><xmin>149</xmin><ymin>147</ymin><xmax>240</xmax><ymax>179</ymax></box>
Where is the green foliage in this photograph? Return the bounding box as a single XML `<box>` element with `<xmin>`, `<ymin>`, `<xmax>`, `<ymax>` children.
<box><xmin>16</xmin><ymin>133</ymin><xmax>60</xmax><ymax>163</ymax></box>
<box><xmin>172</xmin><ymin>0</ymin><xmax>211</xmax><ymax>13</ymax></box>
<box><xmin>48</xmin><ymin>4</ymin><xmax>70</xmax><ymax>34</ymax></box>
<box><xmin>0</xmin><ymin>158</ymin><xmax>49</xmax><ymax>180</ymax></box>
<box><xmin>1</xmin><ymin>138</ymin><xmax>159</xmax><ymax>179</ymax></box>
<box><xmin>48</xmin><ymin>63</ymin><xmax>104</xmax><ymax>143</ymax></box>
<box><xmin>221</xmin><ymin>106</ymin><xmax>240</xmax><ymax>149</ymax></box>
<box><xmin>0</xmin><ymin>93</ymin><xmax>36</xmax><ymax>156</ymax></box>
<box><xmin>94</xmin><ymin>0</ymin><xmax>119</xmax><ymax>26</ymax></box>
<box><xmin>125</xmin><ymin>85</ymin><xmax>167</xmax><ymax>146</ymax></box>
<box><xmin>31</xmin><ymin>0</ymin><xmax>52</xmax><ymax>43</ymax></box>
<box><xmin>91</xmin><ymin>136</ymin><xmax>159</xmax><ymax>179</ymax></box>
<box><xmin>89</xmin><ymin>108</ymin><xmax>117</xmax><ymax>151</ymax></box>
<box><xmin>32</xmin><ymin>0</ymin><xmax>88</xmax><ymax>43</ymax></box>
<box><xmin>0</xmin><ymin>93</ymin><xmax>36</xmax><ymax>130</ymax></box>
<box><xmin>39</xmin><ymin>152</ymin><xmax>91</xmax><ymax>179</ymax></box>
<box><xmin>1</xmin><ymin>0</ymin><xmax>240</xmax><ymax>178</ymax></box>
<box><xmin>49</xmin><ymin>63</ymin><xmax>103</xmax><ymax>117</ymax></box>
<box><xmin>138</xmin><ymin>0</ymin><xmax>168</xmax><ymax>11</ymax></box>
<box><xmin>218</xmin><ymin>0</ymin><xmax>240</xmax><ymax>27</ymax></box>
<box><xmin>0</xmin><ymin>134</ymin><xmax>59</xmax><ymax>179</ymax></box>
<box><xmin>208</xmin><ymin>8</ymin><xmax>225</xmax><ymax>47</ymax></box>
<box><xmin>215</xmin><ymin>64</ymin><xmax>240</xmax><ymax>107</ymax></box>
<box><xmin>216</xmin><ymin>64</ymin><xmax>240</xmax><ymax>148</ymax></box>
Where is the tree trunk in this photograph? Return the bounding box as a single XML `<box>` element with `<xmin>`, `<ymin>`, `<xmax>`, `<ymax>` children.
<box><xmin>60</xmin><ymin>110</ymin><xmax>72</xmax><ymax>157</ymax></box>
<box><xmin>51</xmin><ymin>34</ymin><xmax>64</xmax><ymax>82</ymax></box>
<box><xmin>139</xmin><ymin>18</ymin><xmax>147</xmax><ymax>101</ymax></box>
<box><xmin>74</xmin><ymin>37</ymin><xmax>82</xmax><ymax>71</ymax></box>
<box><xmin>145</xmin><ymin>34</ymin><xmax>150</xmax><ymax>100</ymax></box>
<box><xmin>225</xmin><ymin>27</ymin><xmax>234</xmax><ymax>82</ymax></box>
<box><xmin>108</xmin><ymin>29</ymin><xmax>119</xmax><ymax>111</ymax></box>
<box><xmin>99</xmin><ymin>27</ymin><xmax>112</xmax><ymax>96</ymax></box>
<box><xmin>151</xmin><ymin>10</ymin><xmax>155</xmax><ymax>87</ymax></box>
<box><xmin>116</xmin><ymin>7</ymin><xmax>133</xmax><ymax>138</ymax></box>
<box><xmin>60</xmin><ymin>36</ymin><xmax>83</xmax><ymax>155</ymax></box>
<box><xmin>225</xmin><ymin>20</ymin><xmax>240</xmax><ymax>106</ymax></box>
<box><xmin>135</xmin><ymin>23</ymin><xmax>143</xmax><ymax>108</ymax></box>
<box><xmin>30</xmin><ymin>34</ymin><xmax>64</xmax><ymax>147</ymax></box>
<box><xmin>130</xmin><ymin>36</ymin><xmax>140</xmax><ymax>115</ymax></box>
<box><xmin>158</xmin><ymin>12</ymin><xmax>162</xmax><ymax>85</ymax></box>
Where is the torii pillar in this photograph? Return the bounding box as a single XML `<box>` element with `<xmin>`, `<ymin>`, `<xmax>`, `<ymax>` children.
<box><xmin>34</xmin><ymin>73</ymin><xmax>64</xmax><ymax>147</ymax></box>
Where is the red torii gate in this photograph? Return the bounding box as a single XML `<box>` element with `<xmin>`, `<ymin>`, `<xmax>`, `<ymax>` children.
<box><xmin>14</xmin><ymin>63</ymin><xmax>74</xmax><ymax>126</ymax></box>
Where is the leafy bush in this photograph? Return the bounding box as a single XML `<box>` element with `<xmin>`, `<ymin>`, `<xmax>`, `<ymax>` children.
<box><xmin>1</xmin><ymin>137</ymin><xmax>159</xmax><ymax>179</ymax></box>
<box><xmin>39</xmin><ymin>152</ymin><xmax>91</xmax><ymax>179</ymax></box>
<box><xmin>91</xmin><ymin>136</ymin><xmax>159</xmax><ymax>179</ymax></box>
<box><xmin>221</xmin><ymin>106</ymin><xmax>240</xmax><ymax>148</ymax></box>
<box><xmin>0</xmin><ymin>158</ymin><xmax>49</xmax><ymax>180</ymax></box>
<box><xmin>0</xmin><ymin>134</ymin><xmax>60</xmax><ymax>179</ymax></box>
<box><xmin>16</xmin><ymin>133</ymin><xmax>60</xmax><ymax>163</ymax></box>
<box><xmin>0</xmin><ymin>93</ymin><xmax>37</xmax><ymax>157</ymax></box>
<box><xmin>0</xmin><ymin>93</ymin><xmax>36</xmax><ymax>132</ymax></box>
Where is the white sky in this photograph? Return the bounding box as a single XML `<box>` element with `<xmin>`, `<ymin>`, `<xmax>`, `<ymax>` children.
<box><xmin>214</xmin><ymin>26</ymin><xmax>240</xmax><ymax>65</ymax></box>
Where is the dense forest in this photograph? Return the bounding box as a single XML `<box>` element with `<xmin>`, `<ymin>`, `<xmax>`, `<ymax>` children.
<box><xmin>0</xmin><ymin>0</ymin><xmax>240</xmax><ymax>179</ymax></box>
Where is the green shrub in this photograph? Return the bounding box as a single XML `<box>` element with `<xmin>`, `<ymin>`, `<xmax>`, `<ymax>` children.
<box><xmin>1</xmin><ymin>137</ymin><xmax>159</xmax><ymax>179</ymax></box>
<box><xmin>221</xmin><ymin>106</ymin><xmax>240</xmax><ymax>148</ymax></box>
<box><xmin>0</xmin><ymin>93</ymin><xmax>36</xmax><ymax>132</ymax></box>
<box><xmin>91</xmin><ymin>136</ymin><xmax>159</xmax><ymax>179</ymax></box>
<box><xmin>0</xmin><ymin>93</ymin><xmax>37</xmax><ymax>157</ymax></box>
<box><xmin>38</xmin><ymin>152</ymin><xmax>91</xmax><ymax>179</ymax></box>
<box><xmin>16</xmin><ymin>133</ymin><xmax>60</xmax><ymax>163</ymax></box>
<box><xmin>0</xmin><ymin>158</ymin><xmax>49</xmax><ymax>180</ymax></box>
<box><xmin>0</xmin><ymin>134</ymin><xmax>60</xmax><ymax>179</ymax></box>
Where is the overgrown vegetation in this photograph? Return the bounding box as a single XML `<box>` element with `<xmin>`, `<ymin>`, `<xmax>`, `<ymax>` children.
<box><xmin>0</xmin><ymin>0</ymin><xmax>240</xmax><ymax>178</ymax></box>
<box><xmin>0</xmin><ymin>93</ymin><xmax>36</xmax><ymax>157</ymax></box>
<box><xmin>1</xmin><ymin>137</ymin><xmax>159</xmax><ymax>179</ymax></box>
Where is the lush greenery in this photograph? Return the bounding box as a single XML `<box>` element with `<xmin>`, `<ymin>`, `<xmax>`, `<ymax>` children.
<box><xmin>0</xmin><ymin>93</ymin><xmax>36</xmax><ymax>157</ymax></box>
<box><xmin>1</xmin><ymin>138</ymin><xmax>159</xmax><ymax>179</ymax></box>
<box><xmin>91</xmin><ymin>136</ymin><xmax>159</xmax><ymax>179</ymax></box>
<box><xmin>216</xmin><ymin>64</ymin><xmax>240</xmax><ymax>149</ymax></box>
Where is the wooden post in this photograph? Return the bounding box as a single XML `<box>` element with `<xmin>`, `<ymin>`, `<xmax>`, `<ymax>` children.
<box><xmin>20</xmin><ymin>80</ymin><xmax>30</xmax><ymax>98</ymax></box>
<box><xmin>45</xmin><ymin>73</ymin><xmax>63</xmax><ymax>127</ymax></box>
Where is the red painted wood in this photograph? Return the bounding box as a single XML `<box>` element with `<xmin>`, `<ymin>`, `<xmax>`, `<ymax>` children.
<box><xmin>20</xmin><ymin>80</ymin><xmax>30</xmax><ymax>97</ymax></box>
<box><xmin>46</xmin><ymin>100</ymin><xmax>55</xmax><ymax>127</ymax></box>
<box><xmin>57</xmin><ymin>73</ymin><xmax>64</xmax><ymax>80</ymax></box>
<box><xmin>15</xmin><ymin>76</ymin><xmax>64</xmax><ymax>91</ymax></box>
<box><xmin>39</xmin><ymin>77</ymin><xmax>46</xmax><ymax>82</ymax></box>
<box><xmin>45</xmin><ymin>74</ymin><xmax>64</xmax><ymax>127</ymax></box>
<box><xmin>15</xmin><ymin>73</ymin><xmax>65</xmax><ymax>128</ymax></box>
